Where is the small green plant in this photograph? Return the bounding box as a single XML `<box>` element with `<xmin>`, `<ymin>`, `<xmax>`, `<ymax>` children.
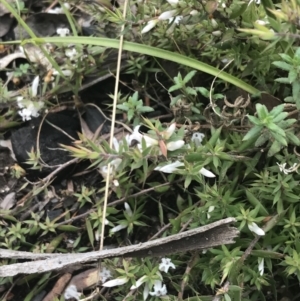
<box><xmin>169</xmin><ymin>70</ymin><xmax>223</xmax><ymax>116</ymax></box>
<box><xmin>74</xmin><ymin>185</ymin><xmax>95</xmax><ymax>208</ymax></box>
<box><xmin>117</xmin><ymin>91</ymin><xmax>154</xmax><ymax>126</ymax></box>
<box><xmin>243</xmin><ymin>103</ymin><xmax>300</xmax><ymax>156</ymax></box>
<box><xmin>273</xmin><ymin>48</ymin><xmax>300</xmax><ymax>109</ymax></box>
<box><xmin>110</xmin><ymin>202</ymin><xmax>147</xmax><ymax>235</ymax></box>
<box><xmin>13</xmin><ymin>63</ymin><xmax>30</xmax><ymax>77</ymax></box>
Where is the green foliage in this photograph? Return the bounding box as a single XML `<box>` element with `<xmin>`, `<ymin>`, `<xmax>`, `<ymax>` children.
<box><xmin>4</xmin><ymin>0</ymin><xmax>300</xmax><ymax>300</ymax></box>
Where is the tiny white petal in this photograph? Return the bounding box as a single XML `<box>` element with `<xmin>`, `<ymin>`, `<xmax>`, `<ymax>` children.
<box><xmin>248</xmin><ymin>222</ymin><xmax>265</xmax><ymax>236</ymax></box>
<box><xmin>212</xmin><ymin>30</ymin><xmax>222</xmax><ymax>37</ymax></box>
<box><xmin>199</xmin><ymin>167</ymin><xmax>215</xmax><ymax>178</ymax></box>
<box><xmin>111</xmin><ymin>158</ymin><xmax>122</xmax><ymax>170</ymax></box>
<box><xmin>48</xmin><ymin>7</ymin><xmax>64</xmax><ymax>14</ymax></box>
<box><xmin>159</xmin><ymin>257</ymin><xmax>176</xmax><ymax>273</ymax></box>
<box><xmin>112</xmin><ymin>137</ymin><xmax>120</xmax><ymax>152</ymax></box>
<box><xmin>255</xmin><ymin>19</ymin><xmax>267</xmax><ymax>25</ymax></box>
<box><xmin>149</xmin><ymin>280</ymin><xmax>167</xmax><ymax>296</ymax></box>
<box><xmin>211</xmin><ymin>18</ymin><xmax>218</xmax><ymax>28</ymax></box>
<box><xmin>164</xmin><ymin>123</ymin><xmax>176</xmax><ymax>139</ymax></box>
<box><xmin>190</xmin><ymin>10</ymin><xmax>199</xmax><ymax>15</ymax></box>
<box><xmin>167</xmin><ymin>140</ymin><xmax>185</xmax><ymax>151</ymax></box>
<box><xmin>110</xmin><ymin>224</ymin><xmax>127</xmax><ymax>233</ymax></box>
<box><xmin>221</xmin><ymin>58</ymin><xmax>230</xmax><ymax>64</ymax></box>
<box><xmin>143</xmin><ymin>283</ymin><xmax>150</xmax><ymax>301</ymax></box>
<box><xmin>141</xmin><ymin>19</ymin><xmax>159</xmax><ymax>34</ymax></box>
<box><xmin>31</xmin><ymin>76</ymin><xmax>39</xmax><ymax>97</ymax></box>
<box><xmin>65</xmin><ymin>48</ymin><xmax>77</xmax><ymax>60</ymax></box>
<box><xmin>258</xmin><ymin>258</ymin><xmax>264</xmax><ymax>276</ymax></box>
<box><xmin>143</xmin><ymin>135</ymin><xmax>158</xmax><ymax>147</ymax></box>
<box><xmin>124</xmin><ymin>202</ymin><xmax>133</xmax><ymax>217</ymax></box>
<box><xmin>169</xmin><ymin>15</ymin><xmax>183</xmax><ymax>24</ymax></box>
<box><xmin>130</xmin><ymin>275</ymin><xmax>147</xmax><ymax>289</ymax></box>
<box><xmin>207</xmin><ymin>206</ymin><xmax>215</xmax><ymax>219</ymax></box>
<box><xmin>17</xmin><ymin>96</ymin><xmax>24</xmax><ymax>107</ymax></box>
<box><xmin>158</xmin><ymin>10</ymin><xmax>177</xmax><ymax>20</ymax></box>
<box><xmin>102</xmin><ymin>277</ymin><xmax>128</xmax><ymax>287</ymax></box>
<box><xmin>154</xmin><ymin>161</ymin><xmax>184</xmax><ymax>173</ymax></box>
<box><xmin>167</xmin><ymin>0</ymin><xmax>179</xmax><ymax>5</ymax></box>
<box><xmin>208</xmin><ymin>206</ymin><xmax>215</xmax><ymax>213</ymax></box>
<box><xmin>53</xmin><ymin>69</ymin><xmax>73</xmax><ymax>77</ymax></box>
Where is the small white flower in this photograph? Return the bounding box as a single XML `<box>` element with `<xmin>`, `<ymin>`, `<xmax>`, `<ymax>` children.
<box><xmin>128</xmin><ymin>125</ymin><xmax>143</xmax><ymax>144</ymax></box>
<box><xmin>166</xmin><ymin>140</ymin><xmax>185</xmax><ymax>151</ymax></box>
<box><xmin>17</xmin><ymin>99</ymin><xmax>44</xmax><ymax>121</ymax></box>
<box><xmin>149</xmin><ymin>280</ymin><xmax>167</xmax><ymax>297</ymax></box>
<box><xmin>258</xmin><ymin>258</ymin><xmax>264</xmax><ymax>276</ymax></box>
<box><xmin>154</xmin><ymin>160</ymin><xmax>184</xmax><ymax>173</ymax></box>
<box><xmin>158</xmin><ymin>10</ymin><xmax>177</xmax><ymax>20</ymax></box>
<box><xmin>99</xmin><ymin>158</ymin><xmax>122</xmax><ymax>179</ymax></box>
<box><xmin>141</xmin><ymin>19</ymin><xmax>159</xmax><ymax>34</ymax></box>
<box><xmin>64</xmin><ymin>285</ymin><xmax>81</xmax><ymax>300</ymax></box>
<box><xmin>102</xmin><ymin>277</ymin><xmax>128</xmax><ymax>287</ymax></box>
<box><xmin>191</xmin><ymin>132</ymin><xmax>205</xmax><ymax>147</ymax></box>
<box><xmin>31</xmin><ymin>76</ymin><xmax>39</xmax><ymax>97</ymax></box>
<box><xmin>110</xmin><ymin>224</ymin><xmax>127</xmax><ymax>233</ymax></box>
<box><xmin>159</xmin><ymin>257</ymin><xmax>176</xmax><ymax>273</ymax></box>
<box><xmin>248</xmin><ymin>222</ymin><xmax>265</xmax><ymax>236</ymax></box>
<box><xmin>207</xmin><ymin>205</ymin><xmax>215</xmax><ymax>219</ymax></box>
<box><xmin>167</xmin><ymin>0</ymin><xmax>179</xmax><ymax>6</ymax></box>
<box><xmin>199</xmin><ymin>167</ymin><xmax>216</xmax><ymax>178</ymax></box>
<box><xmin>18</xmin><ymin>108</ymin><xmax>32</xmax><ymax>121</ymax></box>
<box><xmin>100</xmin><ymin>267</ymin><xmax>112</xmax><ymax>283</ymax></box>
<box><xmin>277</xmin><ymin>162</ymin><xmax>298</xmax><ymax>174</ymax></box>
<box><xmin>65</xmin><ymin>48</ymin><xmax>78</xmax><ymax>60</ymax></box>
<box><xmin>56</xmin><ymin>27</ymin><xmax>70</xmax><ymax>37</ymax></box>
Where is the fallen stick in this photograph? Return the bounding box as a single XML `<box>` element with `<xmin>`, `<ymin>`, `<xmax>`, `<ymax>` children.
<box><xmin>0</xmin><ymin>218</ymin><xmax>238</xmax><ymax>277</ymax></box>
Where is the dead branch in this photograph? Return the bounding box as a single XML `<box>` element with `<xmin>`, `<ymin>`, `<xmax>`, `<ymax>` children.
<box><xmin>0</xmin><ymin>218</ymin><xmax>239</xmax><ymax>277</ymax></box>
